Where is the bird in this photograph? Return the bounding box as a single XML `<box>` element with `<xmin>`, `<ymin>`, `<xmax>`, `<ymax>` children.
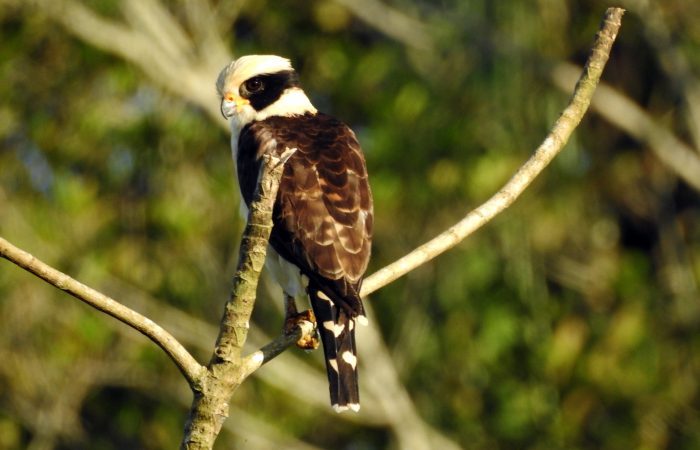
<box><xmin>216</xmin><ymin>55</ymin><xmax>373</xmax><ymax>412</ymax></box>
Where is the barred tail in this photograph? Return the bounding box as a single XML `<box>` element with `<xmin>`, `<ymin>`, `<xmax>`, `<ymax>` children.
<box><xmin>309</xmin><ymin>288</ymin><xmax>360</xmax><ymax>412</ymax></box>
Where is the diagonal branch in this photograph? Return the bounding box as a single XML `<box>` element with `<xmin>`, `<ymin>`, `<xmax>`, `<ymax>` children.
<box><xmin>0</xmin><ymin>236</ymin><xmax>206</xmax><ymax>387</ymax></box>
<box><xmin>360</xmin><ymin>7</ymin><xmax>625</xmax><ymax>297</ymax></box>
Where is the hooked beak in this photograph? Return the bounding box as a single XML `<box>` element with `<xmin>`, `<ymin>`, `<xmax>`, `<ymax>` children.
<box><xmin>220</xmin><ymin>92</ymin><xmax>250</xmax><ymax>119</ymax></box>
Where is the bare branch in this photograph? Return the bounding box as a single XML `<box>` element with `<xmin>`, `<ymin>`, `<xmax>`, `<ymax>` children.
<box><xmin>0</xmin><ymin>236</ymin><xmax>206</xmax><ymax>387</ymax></box>
<box><xmin>551</xmin><ymin>62</ymin><xmax>700</xmax><ymax>192</ymax></box>
<box><xmin>360</xmin><ymin>7</ymin><xmax>625</xmax><ymax>297</ymax></box>
<box><xmin>180</xmin><ymin>150</ymin><xmax>290</xmax><ymax>449</ymax></box>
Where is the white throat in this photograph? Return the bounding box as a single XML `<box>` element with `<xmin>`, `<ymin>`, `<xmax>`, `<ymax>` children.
<box><xmin>256</xmin><ymin>88</ymin><xmax>316</xmax><ymax>121</ymax></box>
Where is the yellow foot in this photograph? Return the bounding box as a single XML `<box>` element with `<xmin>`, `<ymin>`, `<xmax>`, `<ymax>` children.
<box><xmin>286</xmin><ymin>309</ymin><xmax>320</xmax><ymax>350</ymax></box>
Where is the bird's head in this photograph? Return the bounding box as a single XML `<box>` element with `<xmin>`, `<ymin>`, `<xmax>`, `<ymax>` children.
<box><xmin>216</xmin><ymin>55</ymin><xmax>316</xmax><ymax>131</ymax></box>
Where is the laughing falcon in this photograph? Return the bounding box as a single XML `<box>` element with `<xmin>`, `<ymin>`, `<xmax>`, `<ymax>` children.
<box><xmin>216</xmin><ymin>55</ymin><xmax>373</xmax><ymax>412</ymax></box>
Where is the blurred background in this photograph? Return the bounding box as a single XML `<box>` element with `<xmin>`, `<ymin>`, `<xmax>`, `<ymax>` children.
<box><xmin>1</xmin><ymin>0</ymin><xmax>699</xmax><ymax>449</ymax></box>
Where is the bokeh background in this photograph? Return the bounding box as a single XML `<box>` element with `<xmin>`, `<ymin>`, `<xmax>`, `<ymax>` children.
<box><xmin>1</xmin><ymin>1</ymin><xmax>700</xmax><ymax>449</ymax></box>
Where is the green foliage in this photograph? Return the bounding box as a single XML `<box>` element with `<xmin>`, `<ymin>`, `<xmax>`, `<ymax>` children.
<box><xmin>1</xmin><ymin>1</ymin><xmax>700</xmax><ymax>449</ymax></box>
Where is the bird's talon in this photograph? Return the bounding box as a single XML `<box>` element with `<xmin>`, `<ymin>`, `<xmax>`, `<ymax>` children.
<box><xmin>285</xmin><ymin>309</ymin><xmax>320</xmax><ymax>350</ymax></box>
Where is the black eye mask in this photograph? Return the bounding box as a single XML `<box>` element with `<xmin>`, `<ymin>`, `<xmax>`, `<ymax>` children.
<box><xmin>240</xmin><ymin>70</ymin><xmax>301</xmax><ymax>111</ymax></box>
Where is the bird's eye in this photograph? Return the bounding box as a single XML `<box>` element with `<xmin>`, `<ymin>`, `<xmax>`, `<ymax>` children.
<box><xmin>243</xmin><ymin>78</ymin><xmax>264</xmax><ymax>95</ymax></box>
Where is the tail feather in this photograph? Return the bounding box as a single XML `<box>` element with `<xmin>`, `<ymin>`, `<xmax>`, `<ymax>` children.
<box><xmin>309</xmin><ymin>288</ymin><xmax>360</xmax><ymax>412</ymax></box>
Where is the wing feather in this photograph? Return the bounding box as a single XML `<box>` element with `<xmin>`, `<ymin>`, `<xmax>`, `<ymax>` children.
<box><xmin>237</xmin><ymin>112</ymin><xmax>372</xmax><ymax>314</ymax></box>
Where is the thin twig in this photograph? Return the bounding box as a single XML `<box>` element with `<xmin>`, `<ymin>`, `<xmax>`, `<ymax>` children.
<box><xmin>361</xmin><ymin>7</ymin><xmax>625</xmax><ymax>297</ymax></box>
<box><xmin>239</xmin><ymin>320</ymin><xmax>315</xmax><ymax>379</ymax></box>
<box><xmin>0</xmin><ymin>236</ymin><xmax>206</xmax><ymax>387</ymax></box>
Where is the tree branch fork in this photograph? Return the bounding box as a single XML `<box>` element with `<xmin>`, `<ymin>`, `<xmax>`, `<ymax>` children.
<box><xmin>0</xmin><ymin>7</ymin><xmax>624</xmax><ymax>450</ymax></box>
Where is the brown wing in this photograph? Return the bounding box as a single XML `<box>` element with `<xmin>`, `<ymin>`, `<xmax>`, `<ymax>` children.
<box><xmin>237</xmin><ymin>113</ymin><xmax>373</xmax><ymax>313</ymax></box>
